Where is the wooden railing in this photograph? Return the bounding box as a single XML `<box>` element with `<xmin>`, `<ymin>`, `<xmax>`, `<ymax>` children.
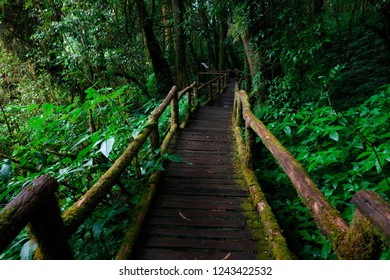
<box><xmin>233</xmin><ymin>85</ymin><xmax>390</xmax><ymax>259</ymax></box>
<box><xmin>0</xmin><ymin>72</ymin><xmax>229</xmax><ymax>260</ymax></box>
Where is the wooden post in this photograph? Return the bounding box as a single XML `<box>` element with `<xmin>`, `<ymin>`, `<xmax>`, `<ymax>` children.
<box><xmin>235</xmin><ymin>98</ymin><xmax>243</xmax><ymax>128</ymax></box>
<box><xmin>149</xmin><ymin>123</ymin><xmax>160</xmax><ymax>155</ymax></box>
<box><xmin>186</xmin><ymin>90</ymin><xmax>192</xmax><ymax>118</ymax></box>
<box><xmin>193</xmin><ymin>86</ymin><xmax>198</xmax><ymax>108</ymax></box>
<box><xmin>0</xmin><ymin>175</ymin><xmax>59</xmax><ymax>254</ymax></box>
<box><xmin>338</xmin><ymin>190</ymin><xmax>390</xmax><ymax>259</ymax></box>
<box><xmin>29</xmin><ymin>195</ymin><xmax>73</xmax><ymax>260</ymax></box>
<box><xmin>245</xmin><ymin>123</ymin><xmax>256</xmax><ymax>169</ymax></box>
<box><xmin>171</xmin><ymin>88</ymin><xmax>179</xmax><ymax>128</ymax></box>
<box><xmin>339</xmin><ymin>209</ymin><xmax>381</xmax><ymax>259</ymax></box>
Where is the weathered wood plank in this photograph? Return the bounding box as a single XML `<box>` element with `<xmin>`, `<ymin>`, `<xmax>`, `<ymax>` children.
<box><xmin>133</xmin><ymin>249</ymin><xmax>256</xmax><ymax>260</ymax></box>
<box><xmin>148</xmin><ymin>208</ymin><xmax>251</xmax><ymax>219</ymax></box>
<box><xmin>144</xmin><ymin>227</ymin><xmax>255</xmax><ymax>239</ymax></box>
<box><xmin>146</xmin><ymin>217</ymin><xmax>246</xmax><ymax>228</ymax></box>
<box><xmin>159</xmin><ymin>187</ymin><xmax>248</xmax><ymax>197</ymax></box>
<box><xmin>155</xmin><ymin>200</ymin><xmax>243</xmax><ymax>210</ymax></box>
<box><xmin>140</xmin><ymin>237</ymin><xmax>259</xmax><ymax>251</ymax></box>
<box><xmin>156</xmin><ymin>194</ymin><xmax>244</xmax><ymax>204</ymax></box>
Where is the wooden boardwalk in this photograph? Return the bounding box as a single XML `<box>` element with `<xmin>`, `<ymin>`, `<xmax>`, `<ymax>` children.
<box><xmin>133</xmin><ymin>80</ymin><xmax>270</xmax><ymax>260</ymax></box>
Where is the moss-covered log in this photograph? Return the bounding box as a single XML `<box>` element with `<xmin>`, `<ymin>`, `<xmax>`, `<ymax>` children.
<box><xmin>236</xmin><ymin>89</ymin><xmax>349</xmax><ymax>254</ymax></box>
<box><xmin>0</xmin><ymin>175</ymin><xmax>58</xmax><ymax>254</ymax></box>
<box><xmin>351</xmin><ymin>190</ymin><xmax>390</xmax><ymax>245</ymax></box>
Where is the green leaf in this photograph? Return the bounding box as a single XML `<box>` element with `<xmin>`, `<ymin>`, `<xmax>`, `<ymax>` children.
<box><xmin>99</xmin><ymin>137</ymin><xmax>115</xmax><ymax>158</ymax></box>
<box><xmin>73</xmin><ymin>134</ymin><xmax>91</xmax><ymax>148</ymax></box>
<box><xmin>329</xmin><ymin>130</ymin><xmax>339</xmax><ymax>141</ymax></box>
<box><xmin>298</xmin><ymin>230</ymin><xmax>312</xmax><ymax>241</ymax></box>
<box><xmin>284</xmin><ymin>125</ymin><xmax>292</xmax><ymax>136</ymax></box>
<box><xmin>167</xmin><ymin>154</ymin><xmax>183</xmax><ymax>163</ymax></box>
<box><xmin>0</xmin><ymin>160</ymin><xmax>12</xmax><ymax>183</ymax></box>
<box><xmin>86</xmin><ymin>87</ymin><xmax>99</xmax><ymax>100</ymax></box>
<box><xmin>321</xmin><ymin>242</ymin><xmax>332</xmax><ymax>259</ymax></box>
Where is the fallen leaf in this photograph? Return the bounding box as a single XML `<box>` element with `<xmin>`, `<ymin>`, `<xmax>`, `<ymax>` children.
<box><xmin>221</xmin><ymin>252</ymin><xmax>231</xmax><ymax>260</ymax></box>
<box><xmin>178</xmin><ymin>211</ymin><xmax>192</xmax><ymax>221</ymax></box>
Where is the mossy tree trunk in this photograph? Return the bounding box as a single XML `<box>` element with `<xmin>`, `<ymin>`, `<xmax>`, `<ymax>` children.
<box><xmin>173</xmin><ymin>0</ymin><xmax>189</xmax><ymax>89</ymax></box>
<box><xmin>135</xmin><ymin>0</ymin><xmax>174</xmax><ymax>98</ymax></box>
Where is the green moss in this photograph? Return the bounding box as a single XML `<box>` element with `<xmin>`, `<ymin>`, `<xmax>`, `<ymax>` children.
<box><xmin>338</xmin><ymin>211</ymin><xmax>382</xmax><ymax>259</ymax></box>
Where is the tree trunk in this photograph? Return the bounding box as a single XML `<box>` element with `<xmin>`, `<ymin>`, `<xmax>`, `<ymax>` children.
<box><xmin>162</xmin><ymin>0</ymin><xmax>174</xmax><ymax>64</ymax></box>
<box><xmin>218</xmin><ymin>7</ymin><xmax>228</xmax><ymax>70</ymax></box>
<box><xmin>172</xmin><ymin>0</ymin><xmax>188</xmax><ymax>89</ymax></box>
<box><xmin>135</xmin><ymin>0</ymin><xmax>174</xmax><ymax>97</ymax></box>
<box><xmin>241</xmin><ymin>33</ymin><xmax>256</xmax><ymax>79</ymax></box>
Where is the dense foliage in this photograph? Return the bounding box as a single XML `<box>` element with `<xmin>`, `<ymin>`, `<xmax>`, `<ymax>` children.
<box><xmin>1</xmin><ymin>0</ymin><xmax>389</xmax><ymax>259</ymax></box>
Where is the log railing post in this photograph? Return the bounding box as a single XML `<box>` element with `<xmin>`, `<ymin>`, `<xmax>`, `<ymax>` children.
<box><xmin>245</xmin><ymin>123</ymin><xmax>256</xmax><ymax>169</ymax></box>
<box><xmin>187</xmin><ymin>89</ymin><xmax>192</xmax><ymax>118</ymax></box>
<box><xmin>338</xmin><ymin>190</ymin><xmax>390</xmax><ymax>259</ymax></box>
<box><xmin>171</xmin><ymin>88</ymin><xmax>179</xmax><ymax>128</ymax></box>
<box><xmin>351</xmin><ymin>190</ymin><xmax>390</xmax><ymax>241</ymax></box>
<box><xmin>339</xmin><ymin>208</ymin><xmax>381</xmax><ymax>259</ymax></box>
<box><xmin>193</xmin><ymin>86</ymin><xmax>198</xmax><ymax>109</ymax></box>
<box><xmin>235</xmin><ymin>97</ymin><xmax>243</xmax><ymax>128</ymax></box>
<box><xmin>149</xmin><ymin>123</ymin><xmax>160</xmax><ymax>156</ymax></box>
<box><xmin>29</xmin><ymin>195</ymin><xmax>73</xmax><ymax>259</ymax></box>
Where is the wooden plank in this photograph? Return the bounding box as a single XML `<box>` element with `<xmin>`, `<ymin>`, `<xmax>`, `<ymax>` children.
<box><xmin>144</xmin><ymin>227</ymin><xmax>255</xmax><ymax>240</ymax></box>
<box><xmin>133</xmin><ymin>249</ymin><xmax>256</xmax><ymax>260</ymax></box>
<box><xmin>174</xmin><ymin>143</ymin><xmax>233</xmax><ymax>151</ymax></box>
<box><xmin>162</xmin><ymin>173</ymin><xmax>239</xmax><ymax>180</ymax></box>
<box><xmin>146</xmin><ymin>217</ymin><xmax>246</xmax><ymax>228</ymax></box>
<box><xmin>164</xmin><ymin>164</ymin><xmax>236</xmax><ymax>172</ymax></box>
<box><xmin>156</xmin><ymin>194</ymin><xmax>243</xmax><ymax>204</ymax></box>
<box><xmin>141</xmin><ymin>237</ymin><xmax>259</xmax><ymax>251</ymax></box>
<box><xmin>162</xmin><ymin>178</ymin><xmax>240</xmax><ymax>185</ymax></box>
<box><xmin>159</xmin><ymin>187</ymin><xmax>248</xmax><ymax>197</ymax></box>
<box><xmin>155</xmin><ymin>200</ymin><xmax>243</xmax><ymax>210</ymax></box>
<box><xmin>159</xmin><ymin>184</ymin><xmax>243</xmax><ymax>192</ymax></box>
<box><xmin>148</xmin><ymin>208</ymin><xmax>252</xmax><ymax>219</ymax></box>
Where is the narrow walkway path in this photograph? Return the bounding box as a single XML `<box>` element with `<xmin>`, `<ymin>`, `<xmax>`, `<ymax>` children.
<box><xmin>133</xmin><ymin>80</ymin><xmax>271</xmax><ymax>260</ymax></box>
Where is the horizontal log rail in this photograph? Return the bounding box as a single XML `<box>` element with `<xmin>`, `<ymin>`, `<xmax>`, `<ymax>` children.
<box><xmin>233</xmin><ymin>86</ymin><xmax>390</xmax><ymax>259</ymax></box>
<box><xmin>0</xmin><ymin>72</ymin><xmax>229</xmax><ymax>260</ymax></box>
